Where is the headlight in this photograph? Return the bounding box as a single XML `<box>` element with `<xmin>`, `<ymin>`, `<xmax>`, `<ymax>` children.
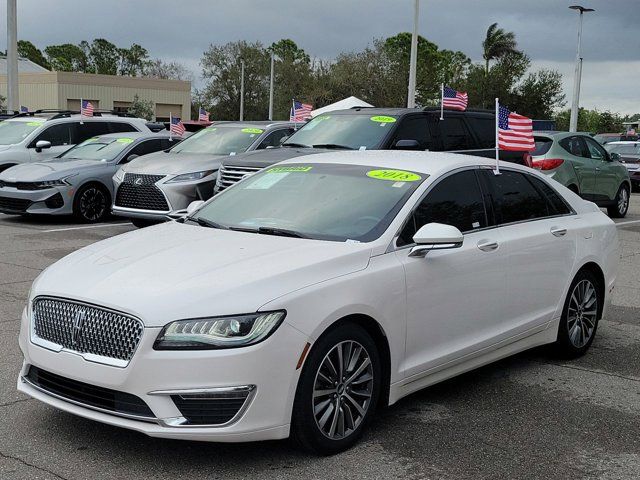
<box><xmin>166</xmin><ymin>170</ymin><xmax>217</xmax><ymax>183</ymax></box>
<box><xmin>153</xmin><ymin>311</ymin><xmax>286</xmax><ymax>350</ymax></box>
<box><xmin>32</xmin><ymin>175</ymin><xmax>75</xmax><ymax>189</ymax></box>
<box><xmin>114</xmin><ymin>168</ymin><xmax>126</xmax><ymax>182</ymax></box>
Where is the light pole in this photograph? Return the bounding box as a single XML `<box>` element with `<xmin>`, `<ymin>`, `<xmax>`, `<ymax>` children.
<box><xmin>407</xmin><ymin>0</ymin><xmax>420</xmax><ymax>108</ymax></box>
<box><xmin>6</xmin><ymin>0</ymin><xmax>19</xmax><ymax>112</ymax></box>
<box><xmin>239</xmin><ymin>59</ymin><xmax>245</xmax><ymax>121</ymax></box>
<box><xmin>569</xmin><ymin>5</ymin><xmax>594</xmax><ymax>132</ymax></box>
<box><xmin>268</xmin><ymin>52</ymin><xmax>275</xmax><ymax>120</ymax></box>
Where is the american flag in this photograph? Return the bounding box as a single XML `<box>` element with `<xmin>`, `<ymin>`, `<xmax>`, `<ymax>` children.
<box><xmin>498</xmin><ymin>106</ymin><xmax>534</xmax><ymax>151</ymax></box>
<box><xmin>198</xmin><ymin>107</ymin><xmax>209</xmax><ymax>122</ymax></box>
<box><xmin>170</xmin><ymin>116</ymin><xmax>185</xmax><ymax>137</ymax></box>
<box><xmin>81</xmin><ymin>100</ymin><xmax>94</xmax><ymax>117</ymax></box>
<box><xmin>290</xmin><ymin>100</ymin><xmax>313</xmax><ymax>122</ymax></box>
<box><xmin>442</xmin><ymin>86</ymin><xmax>468</xmax><ymax>111</ymax></box>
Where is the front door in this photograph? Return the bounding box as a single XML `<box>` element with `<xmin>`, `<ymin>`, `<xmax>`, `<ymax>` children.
<box><xmin>559</xmin><ymin>135</ymin><xmax>596</xmax><ymax>197</ymax></box>
<box><xmin>28</xmin><ymin>122</ymin><xmax>78</xmax><ymax>161</ymax></box>
<box><xmin>584</xmin><ymin>136</ymin><xmax>619</xmax><ymax>202</ymax></box>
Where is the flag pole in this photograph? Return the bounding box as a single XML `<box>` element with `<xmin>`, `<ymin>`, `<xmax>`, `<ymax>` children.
<box><xmin>169</xmin><ymin>111</ymin><xmax>173</xmax><ymax>142</ymax></box>
<box><xmin>292</xmin><ymin>99</ymin><xmax>297</xmax><ymax>131</ymax></box>
<box><xmin>440</xmin><ymin>84</ymin><xmax>444</xmax><ymax>121</ymax></box>
<box><xmin>494</xmin><ymin>98</ymin><xmax>500</xmax><ymax>175</ymax></box>
<box><xmin>80</xmin><ymin>98</ymin><xmax>84</xmax><ymax>125</ymax></box>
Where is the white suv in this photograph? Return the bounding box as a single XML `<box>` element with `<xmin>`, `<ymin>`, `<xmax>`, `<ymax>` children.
<box><xmin>0</xmin><ymin>111</ymin><xmax>155</xmax><ymax>173</ymax></box>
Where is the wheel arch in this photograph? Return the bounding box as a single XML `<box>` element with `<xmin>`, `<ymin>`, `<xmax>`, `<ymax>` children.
<box><xmin>574</xmin><ymin>261</ymin><xmax>606</xmax><ymax>320</ymax></box>
<box><xmin>74</xmin><ymin>180</ymin><xmax>112</xmax><ymax>204</ymax></box>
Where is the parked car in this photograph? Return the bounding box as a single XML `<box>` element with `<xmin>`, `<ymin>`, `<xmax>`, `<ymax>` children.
<box><xmin>18</xmin><ymin>151</ymin><xmax>618</xmax><ymax>454</ymax></box>
<box><xmin>112</xmin><ymin>121</ymin><xmax>296</xmax><ymax>227</ymax></box>
<box><xmin>0</xmin><ymin>110</ymin><xmax>155</xmax><ymax>174</ymax></box>
<box><xmin>0</xmin><ymin>133</ymin><xmax>174</xmax><ymax>221</ymax></box>
<box><xmin>215</xmin><ymin>107</ymin><xmax>532</xmax><ymax>193</ymax></box>
<box><xmin>604</xmin><ymin>141</ymin><xmax>640</xmax><ymax>190</ymax></box>
<box><xmin>594</xmin><ymin>133</ymin><xmax>639</xmax><ymax>145</ymax></box>
<box><xmin>531</xmin><ymin>132</ymin><xmax>631</xmax><ymax>217</ymax></box>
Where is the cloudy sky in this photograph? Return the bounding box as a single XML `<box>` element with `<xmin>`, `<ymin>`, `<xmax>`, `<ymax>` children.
<box><xmin>1</xmin><ymin>0</ymin><xmax>638</xmax><ymax>113</ymax></box>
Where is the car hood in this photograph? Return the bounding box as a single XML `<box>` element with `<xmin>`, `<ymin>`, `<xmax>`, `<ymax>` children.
<box><xmin>33</xmin><ymin>221</ymin><xmax>373</xmax><ymax>327</ymax></box>
<box><xmin>125</xmin><ymin>151</ymin><xmax>227</xmax><ymax>175</ymax></box>
<box><xmin>0</xmin><ymin>159</ymin><xmax>110</xmax><ymax>182</ymax></box>
<box><xmin>222</xmin><ymin>147</ymin><xmax>325</xmax><ymax>168</ymax></box>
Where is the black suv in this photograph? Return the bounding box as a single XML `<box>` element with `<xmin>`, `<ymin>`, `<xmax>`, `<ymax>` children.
<box><xmin>215</xmin><ymin>107</ymin><xmax>531</xmax><ymax>192</ymax></box>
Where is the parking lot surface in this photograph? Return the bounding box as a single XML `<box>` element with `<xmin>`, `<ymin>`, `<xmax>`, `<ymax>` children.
<box><xmin>0</xmin><ymin>203</ymin><xmax>639</xmax><ymax>480</ymax></box>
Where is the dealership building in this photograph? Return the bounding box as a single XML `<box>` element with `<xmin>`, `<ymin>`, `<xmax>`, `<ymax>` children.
<box><xmin>0</xmin><ymin>56</ymin><xmax>191</xmax><ymax>121</ymax></box>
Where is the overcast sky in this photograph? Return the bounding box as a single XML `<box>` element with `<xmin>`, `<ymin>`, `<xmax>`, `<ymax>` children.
<box><xmin>1</xmin><ymin>0</ymin><xmax>638</xmax><ymax>114</ymax></box>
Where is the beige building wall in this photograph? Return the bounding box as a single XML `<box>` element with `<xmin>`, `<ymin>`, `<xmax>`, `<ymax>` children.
<box><xmin>0</xmin><ymin>72</ymin><xmax>191</xmax><ymax>120</ymax></box>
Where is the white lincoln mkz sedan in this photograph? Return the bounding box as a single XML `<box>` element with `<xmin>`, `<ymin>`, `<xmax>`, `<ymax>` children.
<box><xmin>18</xmin><ymin>151</ymin><xmax>618</xmax><ymax>454</ymax></box>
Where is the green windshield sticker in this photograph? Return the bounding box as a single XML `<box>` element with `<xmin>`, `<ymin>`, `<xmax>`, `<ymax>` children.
<box><xmin>367</xmin><ymin>169</ymin><xmax>421</xmax><ymax>182</ymax></box>
<box><xmin>370</xmin><ymin>116</ymin><xmax>397</xmax><ymax>124</ymax></box>
<box><xmin>267</xmin><ymin>166</ymin><xmax>313</xmax><ymax>173</ymax></box>
<box><xmin>241</xmin><ymin>128</ymin><xmax>264</xmax><ymax>134</ymax></box>
<box><xmin>87</xmin><ymin>137</ymin><xmax>99</xmax><ymax>142</ymax></box>
<box><xmin>26</xmin><ymin>122</ymin><xmax>43</xmax><ymax>126</ymax></box>
<box><xmin>116</xmin><ymin>138</ymin><xmax>134</xmax><ymax>144</ymax></box>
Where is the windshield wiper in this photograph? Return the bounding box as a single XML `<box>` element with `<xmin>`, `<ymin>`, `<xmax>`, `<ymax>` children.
<box><xmin>312</xmin><ymin>143</ymin><xmax>355</xmax><ymax>150</ymax></box>
<box><xmin>282</xmin><ymin>142</ymin><xmax>311</xmax><ymax>148</ymax></box>
<box><xmin>256</xmin><ymin>226</ymin><xmax>308</xmax><ymax>238</ymax></box>
<box><xmin>186</xmin><ymin>216</ymin><xmax>228</xmax><ymax>229</ymax></box>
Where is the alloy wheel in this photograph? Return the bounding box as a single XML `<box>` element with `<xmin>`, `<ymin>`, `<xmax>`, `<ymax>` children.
<box><xmin>312</xmin><ymin>340</ymin><xmax>374</xmax><ymax>440</ymax></box>
<box><xmin>567</xmin><ymin>279</ymin><xmax>598</xmax><ymax>348</ymax></box>
<box><xmin>618</xmin><ymin>187</ymin><xmax>629</xmax><ymax>215</ymax></box>
<box><xmin>79</xmin><ymin>187</ymin><xmax>107</xmax><ymax>221</ymax></box>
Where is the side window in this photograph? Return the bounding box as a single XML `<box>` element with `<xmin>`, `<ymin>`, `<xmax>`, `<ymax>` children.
<box><xmin>77</xmin><ymin>122</ymin><xmax>111</xmax><ymax>142</ymax></box>
<box><xmin>393</xmin><ymin>116</ymin><xmax>433</xmax><ymax>150</ymax></box>
<box><xmin>527</xmin><ymin>175</ymin><xmax>572</xmax><ymax>216</ymax></box>
<box><xmin>257</xmin><ymin>129</ymin><xmax>293</xmax><ymax>149</ymax></box>
<box><xmin>161</xmin><ymin>138</ymin><xmax>177</xmax><ymax>150</ymax></box>
<box><xmin>439</xmin><ymin>117</ymin><xmax>471</xmax><ymax>150</ymax></box>
<box><xmin>109</xmin><ymin>122</ymin><xmax>139</xmax><ymax>133</ymax></box>
<box><xmin>559</xmin><ymin>136</ymin><xmax>588</xmax><ymax>158</ymax></box>
<box><xmin>484</xmin><ymin>170</ymin><xmax>550</xmax><ymax>224</ymax></box>
<box><xmin>467</xmin><ymin>117</ymin><xmax>494</xmax><ymax>149</ymax></box>
<box><xmin>398</xmin><ymin>170</ymin><xmax>487</xmax><ymax>246</ymax></box>
<box><xmin>31</xmin><ymin>123</ymin><xmax>76</xmax><ymax>147</ymax></box>
<box><xmin>121</xmin><ymin>139</ymin><xmax>166</xmax><ymax>162</ymax></box>
<box><xmin>584</xmin><ymin>137</ymin><xmax>608</xmax><ymax>161</ymax></box>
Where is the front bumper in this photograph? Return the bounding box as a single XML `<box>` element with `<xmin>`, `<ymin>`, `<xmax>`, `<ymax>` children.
<box><xmin>18</xmin><ymin>308</ymin><xmax>310</xmax><ymax>442</ymax></box>
<box><xmin>0</xmin><ymin>186</ymin><xmax>72</xmax><ymax>215</ymax></box>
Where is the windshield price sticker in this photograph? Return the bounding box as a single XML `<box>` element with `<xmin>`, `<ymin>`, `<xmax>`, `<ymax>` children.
<box><xmin>26</xmin><ymin>121</ymin><xmax>43</xmax><ymax>126</ymax></box>
<box><xmin>116</xmin><ymin>138</ymin><xmax>134</xmax><ymax>144</ymax></box>
<box><xmin>367</xmin><ymin>169</ymin><xmax>422</xmax><ymax>182</ymax></box>
<box><xmin>246</xmin><ymin>172</ymin><xmax>290</xmax><ymax>190</ymax></box>
<box><xmin>267</xmin><ymin>166</ymin><xmax>313</xmax><ymax>173</ymax></box>
<box><xmin>370</xmin><ymin>116</ymin><xmax>397</xmax><ymax>125</ymax></box>
<box><xmin>241</xmin><ymin>128</ymin><xmax>264</xmax><ymax>135</ymax></box>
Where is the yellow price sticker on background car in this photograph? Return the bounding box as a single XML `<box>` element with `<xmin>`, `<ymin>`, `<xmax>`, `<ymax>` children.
<box><xmin>367</xmin><ymin>169</ymin><xmax>421</xmax><ymax>182</ymax></box>
<box><xmin>370</xmin><ymin>116</ymin><xmax>397</xmax><ymax>124</ymax></box>
<box><xmin>116</xmin><ymin>138</ymin><xmax>134</xmax><ymax>143</ymax></box>
<box><xmin>267</xmin><ymin>166</ymin><xmax>313</xmax><ymax>173</ymax></box>
<box><xmin>242</xmin><ymin>128</ymin><xmax>264</xmax><ymax>134</ymax></box>
<box><xmin>26</xmin><ymin>122</ymin><xmax>43</xmax><ymax>126</ymax></box>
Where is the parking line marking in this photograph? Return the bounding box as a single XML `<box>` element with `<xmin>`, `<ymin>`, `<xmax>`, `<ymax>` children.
<box><xmin>40</xmin><ymin>223</ymin><xmax>131</xmax><ymax>233</ymax></box>
<box><xmin>615</xmin><ymin>219</ymin><xmax>640</xmax><ymax>227</ymax></box>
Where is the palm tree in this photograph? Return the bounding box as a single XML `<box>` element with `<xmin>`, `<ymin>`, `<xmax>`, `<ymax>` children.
<box><xmin>482</xmin><ymin>23</ymin><xmax>519</xmax><ymax>75</ymax></box>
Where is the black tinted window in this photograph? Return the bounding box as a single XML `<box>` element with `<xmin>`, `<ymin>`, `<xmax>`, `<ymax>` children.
<box><xmin>439</xmin><ymin>117</ymin><xmax>471</xmax><ymax>150</ymax></box>
<box><xmin>584</xmin><ymin>137</ymin><xmax>608</xmax><ymax>161</ymax></box>
<box><xmin>123</xmin><ymin>139</ymin><xmax>167</xmax><ymax>162</ymax></box>
<box><xmin>533</xmin><ymin>137</ymin><xmax>553</xmax><ymax>156</ymax></box>
<box><xmin>109</xmin><ymin>122</ymin><xmax>139</xmax><ymax>133</ymax></box>
<box><xmin>393</xmin><ymin>116</ymin><xmax>433</xmax><ymax>150</ymax></box>
<box><xmin>33</xmin><ymin>123</ymin><xmax>76</xmax><ymax>146</ymax></box>
<box><xmin>528</xmin><ymin>175</ymin><xmax>572</xmax><ymax>215</ymax></box>
<box><xmin>485</xmin><ymin>170</ymin><xmax>550</xmax><ymax>224</ymax></box>
<box><xmin>467</xmin><ymin>117</ymin><xmax>494</xmax><ymax>148</ymax></box>
<box><xmin>257</xmin><ymin>129</ymin><xmax>294</xmax><ymax>149</ymax></box>
<box><xmin>77</xmin><ymin>122</ymin><xmax>111</xmax><ymax>142</ymax></box>
<box><xmin>559</xmin><ymin>136</ymin><xmax>587</xmax><ymax>157</ymax></box>
<box><xmin>398</xmin><ymin>170</ymin><xmax>486</xmax><ymax>246</ymax></box>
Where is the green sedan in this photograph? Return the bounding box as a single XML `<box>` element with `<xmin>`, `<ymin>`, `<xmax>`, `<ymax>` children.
<box><xmin>531</xmin><ymin>132</ymin><xmax>631</xmax><ymax>218</ymax></box>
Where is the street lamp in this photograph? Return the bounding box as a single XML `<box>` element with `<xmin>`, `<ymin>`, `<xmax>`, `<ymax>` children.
<box><xmin>6</xmin><ymin>0</ymin><xmax>19</xmax><ymax>112</ymax></box>
<box><xmin>239</xmin><ymin>59</ymin><xmax>245</xmax><ymax>121</ymax></box>
<box><xmin>407</xmin><ymin>0</ymin><xmax>420</xmax><ymax>108</ymax></box>
<box><xmin>569</xmin><ymin>5</ymin><xmax>595</xmax><ymax>132</ymax></box>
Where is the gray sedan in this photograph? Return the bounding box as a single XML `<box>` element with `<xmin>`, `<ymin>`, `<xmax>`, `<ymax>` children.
<box><xmin>0</xmin><ymin>132</ymin><xmax>174</xmax><ymax>222</ymax></box>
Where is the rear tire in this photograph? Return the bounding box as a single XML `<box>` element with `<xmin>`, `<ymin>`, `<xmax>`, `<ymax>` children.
<box><xmin>291</xmin><ymin>323</ymin><xmax>381</xmax><ymax>455</ymax></box>
<box><xmin>73</xmin><ymin>183</ymin><xmax>110</xmax><ymax>223</ymax></box>
<box><xmin>607</xmin><ymin>184</ymin><xmax>629</xmax><ymax>218</ymax></box>
<box><xmin>555</xmin><ymin>269</ymin><xmax>602</xmax><ymax>358</ymax></box>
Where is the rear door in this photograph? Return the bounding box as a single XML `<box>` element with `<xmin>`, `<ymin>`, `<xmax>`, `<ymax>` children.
<box><xmin>559</xmin><ymin>135</ymin><xmax>596</xmax><ymax>198</ymax></box>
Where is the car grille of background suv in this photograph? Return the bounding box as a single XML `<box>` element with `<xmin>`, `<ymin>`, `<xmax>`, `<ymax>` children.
<box><xmin>115</xmin><ymin>173</ymin><xmax>169</xmax><ymax>211</ymax></box>
<box><xmin>0</xmin><ymin>196</ymin><xmax>33</xmax><ymax>213</ymax></box>
<box><xmin>32</xmin><ymin>297</ymin><xmax>144</xmax><ymax>366</ymax></box>
<box><xmin>216</xmin><ymin>165</ymin><xmax>263</xmax><ymax>191</ymax></box>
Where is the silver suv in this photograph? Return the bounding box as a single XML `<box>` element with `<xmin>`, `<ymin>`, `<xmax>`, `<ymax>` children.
<box><xmin>0</xmin><ymin>110</ymin><xmax>155</xmax><ymax>173</ymax></box>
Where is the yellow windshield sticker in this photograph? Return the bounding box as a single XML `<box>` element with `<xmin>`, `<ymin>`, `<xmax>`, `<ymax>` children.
<box><xmin>242</xmin><ymin>128</ymin><xmax>264</xmax><ymax>134</ymax></box>
<box><xmin>26</xmin><ymin>121</ymin><xmax>43</xmax><ymax>126</ymax></box>
<box><xmin>367</xmin><ymin>169</ymin><xmax>421</xmax><ymax>182</ymax></box>
<box><xmin>116</xmin><ymin>138</ymin><xmax>134</xmax><ymax>144</ymax></box>
<box><xmin>267</xmin><ymin>166</ymin><xmax>313</xmax><ymax>173</ymax></box>
<box><xmin>370</xmin><ymin>116</ymin><xmax>396</xmax><ymax>124</ymax></box>
<box><xmin>87</xmin><ymin>137</ymin><xmax>100</xmax><ymax>142</ymax></box>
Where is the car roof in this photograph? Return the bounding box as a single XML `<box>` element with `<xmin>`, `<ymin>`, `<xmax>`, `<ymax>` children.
<box><xmin>321</xmin><ymin>107</ymin><xmax>496</xmax><ymax>117</ymax></box>
<box><xmin>274</xmin><ymin>150</ymin><xmax>522</xmax><ymax>177</ymax></box>
<box><xmin>534</xmin><ymin>131</ymin><xmax>592</xmax><ymax>139</ymax></box>
<box><xmin>606</xmin><ymin>141</ymin><xmax>639</xmax><ymax>145</ymax></box>
<box><xmin>210</xmin><ymin>121</ymin><xmax>296</xmax><ymax>129</ymax></box>
<box><xmin>90</xmin><ymin>132</ymin><xmax>171</xmax><ymax>141</ymax></box>
<box><xmin>6</xmin><ymin>114</ymin><xmax>146</xmax><ymax>124</ymax></box>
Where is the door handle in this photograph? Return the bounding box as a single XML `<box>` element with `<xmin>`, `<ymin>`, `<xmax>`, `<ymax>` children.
<box><xmin>550</xmin><ymin>227</ymin><xmax>567</xmax><ymax>237</ymax></box>
<box><xmin>595</xmin><ymin>167</ymin><xmax>601</xmax><ymax>171</ymax></box>
<box><xmin>477</xmin><ymin>239</ymin><xmax>499</xmax><ymax>252</ymax></box>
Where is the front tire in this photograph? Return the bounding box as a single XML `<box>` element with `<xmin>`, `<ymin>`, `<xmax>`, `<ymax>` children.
<box><xmin>555</xmin><ymin>269</ymin><xmax>602</xmax><ymax>358</ymax></box>
<box><xmin>291</xmin><ymin>323</ymin><xmax>381</xmax><ymax>455</ymax></box>
<box><xmin>607</xmin><ymin>184</ymin><xmax>629</xmax><ymax>218</ymax></box>
<box><xmin>73</xmin><ymin>183</ymin><xmax>110</xmax><ymax>223</ymax></box>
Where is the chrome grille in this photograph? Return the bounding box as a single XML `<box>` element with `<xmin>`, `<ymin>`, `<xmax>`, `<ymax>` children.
<box><xmin>216</xmin><ymin>165</ymin><xmax>263</xmax><ymax>191</ymax></box>
<box><xmin>32</xmin><ymin>297</ymin><xmax>144</xmax><ymax>366</ymax></box>
<box><xmin>115</xmin><ymin>173</ymin><xmax>169</xmax><ymax>211</ymax></box>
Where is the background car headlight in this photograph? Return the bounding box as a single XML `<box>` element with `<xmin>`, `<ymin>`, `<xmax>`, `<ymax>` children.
<box><xmin>114</xmin><ymin>168</ymin><xmax>125</xmax><ymax>182</ymax></box>
<box><xmin>32</xmin><ymin>175</ymin><xmax>76</xmax><ymax>189</ymax></box>
<box><xmin>153</xmin><ymin>311</ymin><xmax>286</xmax><ymax>350</ymax></box>
<box><xmin>166</xmin><ymin>170</ymin><xmax>216</xmax><ymax>183</ymax></box>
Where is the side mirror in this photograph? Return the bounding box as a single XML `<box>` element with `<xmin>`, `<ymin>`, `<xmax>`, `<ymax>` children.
<box><xmin>409</xmin><ymin>223</ymin><xmax>463</xmax><ymax>258</ymax></box>
<box><xmin>610</xmin><ymin>152</ymin><xmax>620</xmax><ymax>162</ymax></box>
<box><xmin>186</xmin><ymin>200</ymin><xmax>205</xmax><ymax>216</ymax></box>
<box><xmin>279</xmin><ymin>135</ymin><xmax>290</xmax><ymax>145</ymax></box>
<box><xmin>394</xmin><ymin>139</ymin><xmax>421</xmax><ymax>150</ymax></box>
<box><xmin>125</xmin><ymin>154</ymin><xmax>139</xmax><ymax>163</ymax></box>
<box><xmin>35</xmin><ymin>140</ymin><xmax>52</xmax><ymax>153</ymax></box>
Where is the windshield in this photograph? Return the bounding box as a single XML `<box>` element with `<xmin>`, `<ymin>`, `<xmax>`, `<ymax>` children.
<box><xmin>284</xmin><ymin>114</ymin><xmax>397</xmax><ymax>150</ymax></box>
<box><xmin>59</xmin><ymin>137</ymin><xmax>135</xmax><ymax>161</ymax></box>
<box><xmin>605</xmin><ymin>144</ymin><xmax>640</xmax><ymax>156</ymax></box>
<box><xmin>192</xmin><ymin>163</ymin><xmax>426</xmax><ymax>242</ymax></box>
<box><xmin>0</xmin><ymin>120</ymin><xmax>44</xmax><ymax>145</ymax></box>
<box><xmin>170</xmin><ymin>126</ymin><xmax>263</xmax><ymax>155</ymax></box>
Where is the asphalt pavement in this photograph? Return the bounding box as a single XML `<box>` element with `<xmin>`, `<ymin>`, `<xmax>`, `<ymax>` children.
<box><xmin>0</xmin><ymin>203</ymin><xmax>639</xmax><ymax>480</ymax></box>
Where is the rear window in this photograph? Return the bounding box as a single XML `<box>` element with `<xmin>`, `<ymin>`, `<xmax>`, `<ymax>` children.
<box><xmin>533</xmin><ymin>137</ymin><xmax>553</xmax><ymax>156</ymax></box>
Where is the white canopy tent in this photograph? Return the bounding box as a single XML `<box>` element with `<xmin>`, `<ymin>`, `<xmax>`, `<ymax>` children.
<box><xmin>310</xmin><ymin>96</ymin><xmax>374</xmax><ymax>118</ymax></box>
